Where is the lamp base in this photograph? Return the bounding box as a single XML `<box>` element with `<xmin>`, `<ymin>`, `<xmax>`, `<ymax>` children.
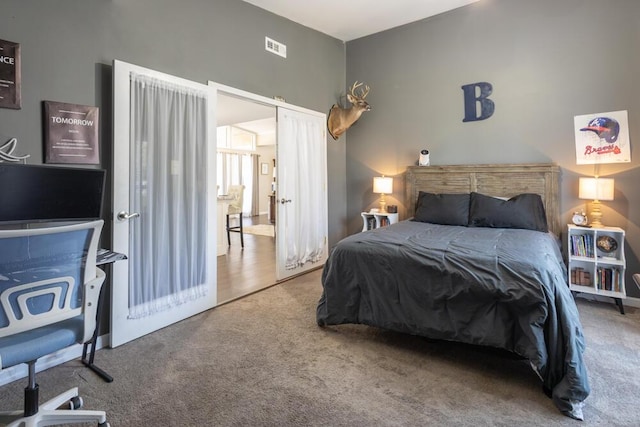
<box><xmin>589</xmin><ymin>200</ymin><xmax>604</xmax><ymax>227</ymax></box>
<box><xmin>379</xmin><ymin>194</ymin><xmax>387</xmax><ymax>213</ymax></box>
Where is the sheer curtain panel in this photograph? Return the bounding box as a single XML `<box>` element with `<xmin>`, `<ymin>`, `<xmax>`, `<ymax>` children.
<box><xmin>129</xmin><ymin>73</ymin><xmax>208</xmax><ymax>319</ymax></box>
<box><xmin>278</xmin><ymin>109</ymin><xmax>326</xmax><ymax>269</ymax></box>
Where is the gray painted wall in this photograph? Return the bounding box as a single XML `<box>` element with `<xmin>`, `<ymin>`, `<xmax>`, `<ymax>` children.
<box><xmin>0</xmin><ymin>0</ymin><xmax>347</xmax><ymax>248</ymax></box>
<box><xmin>345</xmin><ymin>0</ymin><xmax>640</xmax><ymax>297</ymax></box>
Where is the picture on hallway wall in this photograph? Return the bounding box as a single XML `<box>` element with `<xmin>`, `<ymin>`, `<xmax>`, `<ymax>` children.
<box><xmin>574</xmin><ymin>110</ymin><xmax>630</xmax><ymax>164</ymax></box>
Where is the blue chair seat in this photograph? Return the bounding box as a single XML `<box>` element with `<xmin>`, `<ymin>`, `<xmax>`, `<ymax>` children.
<box><xmin>0</xmin><ymin>316</ymin><xmax>83</xmax><ymax>369</ymax></box>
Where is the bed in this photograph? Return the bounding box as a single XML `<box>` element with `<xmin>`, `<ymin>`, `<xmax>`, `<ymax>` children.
<box><xmin>316</xmin><ymin>163</ymin><xmax>589</xmax><ymax>420</ymax></box>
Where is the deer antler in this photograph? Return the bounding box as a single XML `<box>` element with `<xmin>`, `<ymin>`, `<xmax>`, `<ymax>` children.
<box><xmin>359</xmin><ymin>84</ymin><xmax>370</xmax><ymax>99</ymax></box>
<box><xmin>348</xmin><ymin>81</ymin><xmax>361</xmax><ymax>97</ymax></box>
<box><xmin>349</xmin><ymin>81</ymin><xmax>362</xmax><ymax>95</ymax></box>
<box><xmin>349</xmin><ymin>81</ymin><xmax>370</xmax><ymax>100</ymax></box>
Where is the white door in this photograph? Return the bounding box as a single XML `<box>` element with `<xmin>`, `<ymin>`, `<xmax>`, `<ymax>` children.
<box><xmin>111</xmin><ymin>60</ymin><xmax>217</xmax><ymax>347</ymax></box>
<box><xmin>276</xmin><ymin>108</ymin><xmax>328</xmax><ymax>280</ymax></box>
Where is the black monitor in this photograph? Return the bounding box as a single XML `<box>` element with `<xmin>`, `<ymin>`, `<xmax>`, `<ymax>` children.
<box><xmin>0</xmin><ymin>163</ymin><xmax>106</xmax><ymax>225</ymax></box>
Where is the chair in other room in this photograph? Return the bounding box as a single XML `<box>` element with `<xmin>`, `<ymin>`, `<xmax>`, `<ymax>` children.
<box><xmin>226</xmin><ymin>184</ymin><xmax>245</xmax><ymax>248</ymax></box>
<box><xmin>0</xmin><ymin>220</ymin><xmax>109</xmax><ymax>427</ymax></box>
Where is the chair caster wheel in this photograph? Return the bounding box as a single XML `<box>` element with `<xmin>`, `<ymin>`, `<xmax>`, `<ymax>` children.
<box><xmin>98</xmin><ymin>422</ymin><xmax>110</xmax><ymax>427</ymax></box>
<box><xmin>69</xmin><ymin>396</ymin><xmax>83</xmax><ymax>410</ymax></box>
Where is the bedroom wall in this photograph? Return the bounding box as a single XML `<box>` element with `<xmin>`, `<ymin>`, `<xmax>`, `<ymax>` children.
<box><xmin>0</xmin><ymin>0</ymin><xmax>347</xmax><ymax>247</ymax></box>
<box><xmin>345</xmin><ymin>0</ymin><xmax>640</xmax><ymax>298</ymax></box>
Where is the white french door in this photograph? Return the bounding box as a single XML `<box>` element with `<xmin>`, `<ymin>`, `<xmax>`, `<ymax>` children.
<box><xmin>275</xmin><ymin>108</ymin><xmax>328</xmax><ymax>280</ymax></box>
<box><xmin>111</xmin><ymin>60</ymin><xmax>217</xmax><ymax>348</ymax></box>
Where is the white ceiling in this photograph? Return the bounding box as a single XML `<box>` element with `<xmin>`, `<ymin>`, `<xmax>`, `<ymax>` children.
<box><xmin>217</xmin><ymin>93</ymin><xmax>276</xmax><ymax>136</ymax></box>
<box><xmin>243</xmin><ymin>0</ymin><xmax>481</xmax><ymax>41</ymax></box>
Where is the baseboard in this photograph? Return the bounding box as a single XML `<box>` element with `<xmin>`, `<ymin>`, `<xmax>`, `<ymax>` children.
<box><xmin>0</xmin><ymin>333</ymin><xmax>109</xmax><ymax>386</ymax></box>
<box><xmin>574</xmin><ymin>293</ymin><xmax>640</xmax><ymax>309</ymax></box>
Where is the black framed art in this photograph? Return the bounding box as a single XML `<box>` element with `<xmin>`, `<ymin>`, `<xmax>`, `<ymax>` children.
<box><xmin>0</xmin><ymin>39</ymin><xmax>21</xmax><ymax>110</ymax></box>
<box><xmin>44</xmin><ymin>101</ymin><xmax>100</xmax><ymax>165</ymax></box>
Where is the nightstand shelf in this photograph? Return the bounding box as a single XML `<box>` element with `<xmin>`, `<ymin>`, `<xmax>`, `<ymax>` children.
<box><xmin>361</xmin><ymin>212</ymin><xmax>399</xmax><ymax>231</ymax></box>
<box><xmin>567</xmin><ymin>224</ymin><xmax>626</xmax><ymax>314</ymax></box>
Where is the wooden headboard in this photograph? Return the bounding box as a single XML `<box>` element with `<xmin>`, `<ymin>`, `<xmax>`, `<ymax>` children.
<box><xmin>405</xmin><ymin>163</ymin><xmax>561</xmax><ymax>236</ymax></box>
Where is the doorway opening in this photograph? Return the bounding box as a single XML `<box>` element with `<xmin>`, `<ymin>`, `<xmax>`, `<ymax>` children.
<box><xmin>216</xmin><ymin>92</ymin><xmax>277</xmax><ymax>303</ymax></box>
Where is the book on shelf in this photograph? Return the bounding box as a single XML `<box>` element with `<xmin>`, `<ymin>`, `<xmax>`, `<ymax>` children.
<box><xmin>570</xmin><ymin>267</ymin><xmax>591</xmax><ymax>286</ymax></box>
<box><xmin>571</xmin><ymin>234</ymin><xmax>594</xmax><ymax>258</ymax></box>
<box><xmin>595</xmin><ymin>266</ymin><xmax>620</xmax><ymax>292</ymax></box>
<box><xmin>367</xmin><ymin>217</ymin><xmax>376</xmax><ymax>230</ymax></box>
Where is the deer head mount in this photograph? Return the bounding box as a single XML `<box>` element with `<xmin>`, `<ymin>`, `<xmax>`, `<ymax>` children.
<box><xmin>327</xmin><ymin>81</ymin><xmax>371</xmax><ymax>140</ymax></box>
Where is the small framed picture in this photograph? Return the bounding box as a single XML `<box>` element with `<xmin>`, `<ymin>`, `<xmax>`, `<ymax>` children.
<box><xmin>261</xmin><ymin>162</ymin><xmax>269</xmax><ymax>175</ymax></box>
<box><xmin>0</xmin><ymin>39</ymin><xmax>21</xmax><ymax>110</ymax></box>
<box><xmin>44</xmin><ymin>100</ymin><xmax>100</xmax><ymax>164</ymax></box>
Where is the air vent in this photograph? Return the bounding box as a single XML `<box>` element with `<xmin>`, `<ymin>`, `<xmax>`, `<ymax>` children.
<box><xmin>265</xmin><ymin>37</ymin><xmax>287</xmax><ymax>58</ymax></box>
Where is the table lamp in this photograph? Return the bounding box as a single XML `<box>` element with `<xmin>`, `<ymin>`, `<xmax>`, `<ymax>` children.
<box><xmin>579</xmin><ymin>177</ymin><xmax>614</xmax><ymax>227</ymax></box>
<box><xmin>373</xmin><ymin>176</ymin><xmax>393</xmax><ymax>212</ymax></box>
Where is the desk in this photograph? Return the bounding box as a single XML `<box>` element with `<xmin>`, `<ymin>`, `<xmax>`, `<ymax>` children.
<box><xmin>81</xmin><ymin>248</ymin><xmax>127</xmax><ymax>383</ymax></box>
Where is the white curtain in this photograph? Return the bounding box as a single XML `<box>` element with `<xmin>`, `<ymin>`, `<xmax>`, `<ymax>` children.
<box><xmin>278</xmin><ymin>109</ymin><xmax>326</xmax><ymax>269</ymax></box>
<box><xmin>216</xmin><ymin>151</ymin><xmax>254</xmax><ymax>215</ymax></box>
<box><xmin>128</xmin><ymin>73</ymin><xmax>208</xmax><ymax>319</ymax></box>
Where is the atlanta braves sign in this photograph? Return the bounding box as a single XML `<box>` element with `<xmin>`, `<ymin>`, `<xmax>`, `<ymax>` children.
<box><xmin>574</xmin><ymin>110</ymin><xmax>630</xmax><ymax>164</ymax></box>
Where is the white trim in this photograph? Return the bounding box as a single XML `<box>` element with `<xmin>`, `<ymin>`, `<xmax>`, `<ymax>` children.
<box><xmin>574</xmin><ymin>293</ymin><xmax>640</xmax><ymax>309</ymax></box>
<box><xmin>207</xmin><ymin>81</ymin><xmax>325</xmax><ymax>119</ymax></box>
<box><xmin>0</xmin><ymin>334</ymin><xmax>109</xmax><ymax>386</ymax></box>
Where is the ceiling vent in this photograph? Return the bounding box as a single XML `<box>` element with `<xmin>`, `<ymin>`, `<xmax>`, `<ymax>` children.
<box><xmin>265</xmin><ymin>37</ymin><xmax>286</xmax><ymax>58</ymax></box>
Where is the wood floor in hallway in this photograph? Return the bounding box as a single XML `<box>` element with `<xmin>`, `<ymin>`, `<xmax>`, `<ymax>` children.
<box><xmin>217</xmin><ymin>214</ymin><xmax>277</xmax><ymax>304</ymax></box>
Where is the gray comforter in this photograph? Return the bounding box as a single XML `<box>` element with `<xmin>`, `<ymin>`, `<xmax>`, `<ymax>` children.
<box><xmin>316</xmin><ymin>221</ymin><xmax>589</xmax><ymax>419</ymax></box>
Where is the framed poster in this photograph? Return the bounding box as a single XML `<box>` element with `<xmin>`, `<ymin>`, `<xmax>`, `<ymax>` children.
<box><xmin>574</xmin><ymin>110</ymin><xmax>630</xmax><ymax>164</ymax></box>
<box><xmin>44</xmin><ymin>101</ymin><xmax>100</xmax><ymax>164</ymax></box>
<box><xmin>0</xmin><ymin>39</ymin><xmax>21</xmax><ymax>109</ymax></box>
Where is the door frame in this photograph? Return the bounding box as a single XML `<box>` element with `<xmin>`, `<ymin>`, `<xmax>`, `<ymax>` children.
<box><xmin>208</xmin><ymin>81</ymin><xmax>322</xmax><ymax>119</ymax></box>
<box><xmin>208</xmin><ymin>81</ymin><xmax>328</xmax><ymax>282</ymax></box>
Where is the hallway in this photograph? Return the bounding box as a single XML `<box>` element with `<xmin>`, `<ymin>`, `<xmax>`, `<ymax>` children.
<box><xmin>217</xmin><ymin>214</ymin><xmax>276</xmax><ymax>304</ymax></box>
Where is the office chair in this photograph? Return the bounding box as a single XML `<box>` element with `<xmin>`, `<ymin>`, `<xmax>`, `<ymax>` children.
<box><xmin>226</xmin><ymin>184</ymin><xmax>245</xmax><ymax>248</ymax></box>
<box><xmin>0</xmin><ymin>220</ymin><xmax>109</xmax><ymax>427</ymax></box>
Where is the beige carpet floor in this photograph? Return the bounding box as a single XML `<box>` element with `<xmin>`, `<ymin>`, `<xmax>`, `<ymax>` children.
<box><xmin>0</xmin><ymin>269</ymin><xmax>639</xmax><ymax>426</ymax></box>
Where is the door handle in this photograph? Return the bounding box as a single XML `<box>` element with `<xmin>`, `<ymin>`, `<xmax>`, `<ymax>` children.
<box><xmin>117</xmin><ymin>211</ymin><xmax>141</xmax><ymax>221</ymax></box>
<box><xmin>280</xmin><ymin>198</ymin><xmax>291</xmax><ymax>204</ymax></box>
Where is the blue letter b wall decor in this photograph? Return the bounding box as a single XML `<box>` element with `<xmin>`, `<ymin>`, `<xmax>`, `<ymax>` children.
<box><xmin>461</xmin><ymin>82</ymin><xmax>494</xmax><ymax>122</ymax></box>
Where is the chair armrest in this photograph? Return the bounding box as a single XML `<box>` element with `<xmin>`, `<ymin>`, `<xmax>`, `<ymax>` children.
<box><xmin>82</xmin><ymin>267</ymin><xmax>106</xmax><ymax>343</ymax></box>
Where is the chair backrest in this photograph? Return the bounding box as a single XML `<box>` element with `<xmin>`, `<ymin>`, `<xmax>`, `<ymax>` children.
<box><xmin>0</xmin><ymin>220</ymin><xmax>104</xmax><ymax>340</ymax></box>
<box><xmin>227</xmin><ymin>185</ymin><xmax>245</xmax><ymax>215</ymax></box>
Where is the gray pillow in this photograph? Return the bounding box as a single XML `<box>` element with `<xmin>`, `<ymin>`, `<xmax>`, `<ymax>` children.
<box><xmin>468</xmin><ymin>192</ymin><xmax>548</xmax><ymax>232</ymax></box>
<box><xmin>413</xmin><ymin>192</ymin><xmax>470</xmax><ymax>226</ymax></box>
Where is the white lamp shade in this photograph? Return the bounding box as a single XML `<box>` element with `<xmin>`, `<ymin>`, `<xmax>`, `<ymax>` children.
<box><xmin>579</xmin><ymin>177</ymin><xmax>614</xmax><ymax>201</ymax></box>
<box><xmin>373</xmin><ymin>176</ymin><xmax>393</xmax><ymax>194</ymax></box>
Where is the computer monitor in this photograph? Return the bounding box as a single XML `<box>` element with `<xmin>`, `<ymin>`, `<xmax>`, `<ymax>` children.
<box><xmin>0</xmin><ymin>163</ymin><xmax>106</xmax><ymax>225</ymax></box>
